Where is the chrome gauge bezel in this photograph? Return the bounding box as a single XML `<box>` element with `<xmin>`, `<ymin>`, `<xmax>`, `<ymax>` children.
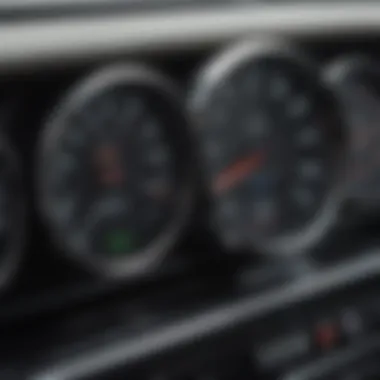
<box><xmin>189</xmin><ymin>39</ymin><xmax>346</xmax><ymax>257</ymax></box>
<box><xmin>37</xmin><ymin>63</ymin><xmax>196</xmax><ymax>280</ymax></box>
<box><xmin>0</xmin><ymin>137</ymin><xmax>25</xmax><ymax>292</ymax></box>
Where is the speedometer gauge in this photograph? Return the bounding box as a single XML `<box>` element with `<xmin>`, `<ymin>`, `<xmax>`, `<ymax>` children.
<box><xmin>189</xmin><ymin>40</ymin><xmax>345</xmax><ymax>257</ymax></box>
<box><xmin>38</xmin><ymin>64</ymin><xmax>195</xmax><ymax>279</ymax></box>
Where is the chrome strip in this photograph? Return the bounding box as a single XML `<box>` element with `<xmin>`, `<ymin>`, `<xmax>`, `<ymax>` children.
<box><xmin>0</xmin><ymin>0</ymin><xmax>185</xmax><ymax>9</ymax></box>
<box><xmin>31</xmin><ymin>249</ymin><xmax>380</xmax><ymax>380</ymax></box>
<box><xmin>0</xmin><ymin>0</ymin><xmax>109</xmax><ymax>8</ymax></box>
<box><xmin>2</xmin><ymin>4</ymin><xmax>380</xmax><ymax>71</ymax></box>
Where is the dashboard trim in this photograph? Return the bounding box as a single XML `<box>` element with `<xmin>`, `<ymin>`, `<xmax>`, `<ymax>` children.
<box><xmin>31</xmin><ymin>248</ymin><xmax>380</xmax><ymax>380</ymax></box>
<box><xmin>2</xmin><ymin>4</ymin><xmax>380</xmax><ymax>71</ymax></box>
<box><xmin>282</xmin><ymin>335</ymin><xmax>380</xmax><ymax>380</ymax></box>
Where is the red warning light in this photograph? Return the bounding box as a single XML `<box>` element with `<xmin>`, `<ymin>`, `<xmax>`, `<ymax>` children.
<box><xmin>314</xmin><ymin>322</ymin><xmax>339</xmax><ymax>351</ymax></box>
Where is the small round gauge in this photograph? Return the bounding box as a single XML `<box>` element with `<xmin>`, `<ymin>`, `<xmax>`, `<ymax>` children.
<box><xmin>189</xmin><ymin>40</ymin><xmax>344</xmax><ymax>257</ymax></box>
<box><xmin>38</xmin><ymin>64</ymin><xmax>195</xmax><ymax>279</ymax></box>
<box><xmin>325</xmin><ymin>56</ymin><xmax>380</xmax><ymax>206</ymax></box>
<box><xmin>0</xmin><ymin>137</ymin><xmax>24</xmax><ymax>291</ymax></box>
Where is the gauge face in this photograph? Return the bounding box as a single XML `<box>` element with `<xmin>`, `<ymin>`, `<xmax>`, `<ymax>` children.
<box><xmin>0</xmin><ymin>139</ymin><xmax>24</xmax><ymax>291</ymax></box>
<box><xmin>325</xmin><ymin>57</ymin><xmax>380</xmax><ymax>205</ymax></box>
<box><xmin>190</xmin><ymin>42</ymin><xmax>343</xmax><ymax>256</ymax></box>
<box><xmin>39</xmin><ymin>65</ymin><xmax>194</xmax><ymax>278</ymax></box>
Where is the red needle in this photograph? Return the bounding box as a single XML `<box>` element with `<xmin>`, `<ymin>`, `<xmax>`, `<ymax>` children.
<box><xmin>94</xmin><ymin>144</ymin><xmax>125</xmax><ymax>186</ymax></box>
<box><xmin>213</xmin><ymin>152</ymin><xmax>265</xmax><ymax>194</ymax></box>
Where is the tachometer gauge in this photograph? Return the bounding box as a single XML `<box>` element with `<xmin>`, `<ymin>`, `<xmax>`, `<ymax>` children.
<box><xmin>38</xmin><ymin>64</ymin><xmax>195</xmax><ymax>279</ymax></box>
<box><xmin>325</xmin><ymin>56</ymin><xmax>380</xmax><ymax>206</ymax></box>
<box><xmin>189</xmin><ymin>40</ymin><xmax>344</xmax><ymax>257</ymax></box>
<box><xmin>0</xmin><ymin>137</ymin><xmax>24</xmax><ymax>291</ymax></box>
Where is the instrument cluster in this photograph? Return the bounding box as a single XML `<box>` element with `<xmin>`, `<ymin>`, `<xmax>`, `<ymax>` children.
<box><xmin>1</xmin><ymin>38</ymin><xmax>380</xmax><ymax>297</ymax></box>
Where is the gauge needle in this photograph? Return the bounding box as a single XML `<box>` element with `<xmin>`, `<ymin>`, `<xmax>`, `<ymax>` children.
<box><xmin>214</xmin><ymin>152</ymin><xmax>265</xmax><ymax>194</ymax></box>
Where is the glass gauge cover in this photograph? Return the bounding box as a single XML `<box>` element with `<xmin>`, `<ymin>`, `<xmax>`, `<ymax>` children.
<box><xmin>190</xmin><ymin>40</ymin><xmax>345</xmax><ymax>257</ymax></box>
<box><xmin>38</xmin><ymin>64</ymin><xmax>195</xmax><ymax>279</ymax></box>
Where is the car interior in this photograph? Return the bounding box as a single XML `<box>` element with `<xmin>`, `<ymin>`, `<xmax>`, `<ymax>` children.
<box><xmin>1</xmin><ymin>2</ymin><xmax>380</xmax><ymax>380</ymax></box>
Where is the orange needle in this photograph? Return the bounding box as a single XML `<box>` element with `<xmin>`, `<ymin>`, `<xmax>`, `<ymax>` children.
<box><xmin>213</xmin><ymin>152</ymin><xmax>265</xmax><ymax>194</ymax></box>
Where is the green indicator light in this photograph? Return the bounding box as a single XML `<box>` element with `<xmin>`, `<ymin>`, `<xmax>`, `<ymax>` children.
<box><xmin>105</xmin><ymin>230</ymin><xmax>136</xmax><ymax>255</ymax></box>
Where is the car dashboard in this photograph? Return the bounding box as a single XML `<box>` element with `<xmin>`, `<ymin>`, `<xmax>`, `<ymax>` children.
<box><xmin>2</xmin><ymin>2</ymin><xmax>380</xmax><ymax>380</ymax></box>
